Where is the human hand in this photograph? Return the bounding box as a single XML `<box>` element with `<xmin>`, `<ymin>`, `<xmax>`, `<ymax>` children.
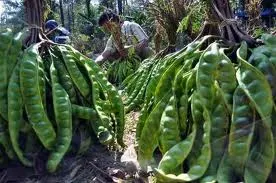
<box><xmin>95</xmin><ymin>55</ymin><xmax>105</xmax><ymax>65</ymax></box>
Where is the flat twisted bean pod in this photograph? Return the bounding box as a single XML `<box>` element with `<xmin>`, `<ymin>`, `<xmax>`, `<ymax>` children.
<box><xmin>159</xmin><ymin>95</ymin><xmax>181</xmax><ymax>155</ymax></box>
<box><xmin>237</xmin><ymin>42</ymin><xmax>273</xmax><ymax>128</ymax></box>
<box><xmin>216</xmin><ymin>48</ymin><xmax>237</xmax><ymax>112</ymax></box>
<box><xmin>8</xmin><ymin>62</ymin><xmax>32</xmax><ymax>166</ymax></box>
<box><xmin>138</xmin><ymin>91</ymin><xmax>171</xmax><ymax>170</ymax></box>
<box><xmin>20</xmin><ymin>44</ymin><xmax>56</xmax><ymax>150</ymax></box>
<box><xmin>200</xmin><ymin>88</ymin><xmax>229</xmax><ymax>182</ymax></box>
<box><xmin>228</xmin><ymin>86</ymin><xmax>255</xmax><ymax>176</ymax></box>
<box><xmin>244</xmin><ymin>118</ymin><xmax>274</xmax><ymax>183</ymax></box>
<box><xmin>46</xmin><ymin>61</ymin><xmax>72</xmax><ymax>173</ymax></box>
<box><xmin>155</xmin><ymin>92</ymin><xmax>212</xmax><ymax>182</ymax></box>
<box><xmin>0</xmin><ymin>29</ymin><xmax>13</xmax><ymax>120</ymax></box>
<box><xmin>196</xmin><ymin>42</ymin><xmax>220</xmax><ymax>110</ymax></box>
<box><xmin>0</xmin><ymin>116</ymin><xmax>15</xmax><ymax>159</ymax></box>
<box><xmin>58</xmin><ymin>46</ymin><xmax>90</xmax><ymax>98</ymax></box>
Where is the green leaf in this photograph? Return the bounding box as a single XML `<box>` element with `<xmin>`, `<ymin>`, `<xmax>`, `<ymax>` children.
<box><xmin>177</xmin><ymin>13</ymin><xmax>191</xmax><ymax>33</ymax></box>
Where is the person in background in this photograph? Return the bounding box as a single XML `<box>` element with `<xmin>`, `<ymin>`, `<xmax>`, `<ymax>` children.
<box><xmin>95</xmin><ymin>10</ymin><xmax>153</xmax><ymax>65</ymax></box>
<box><xmin>45</xmin><ymin>19</ymin><xmax>71</xmax><ymax>44</ymax></box>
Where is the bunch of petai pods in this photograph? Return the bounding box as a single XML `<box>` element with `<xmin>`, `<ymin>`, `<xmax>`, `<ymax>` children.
<box><xmin>104</xmin><ymin>55</ymin><xmax>141</xmax><ymax>85</ymax></box>
<box><xmin>0</xmin><ymin>29</ymin><xmax>125</xmax><ymax>173</ymax></box>
<box><xmin>123</xmin><ymin>34</ymin><xmax>276</xmax><ymax>183</ymax></box>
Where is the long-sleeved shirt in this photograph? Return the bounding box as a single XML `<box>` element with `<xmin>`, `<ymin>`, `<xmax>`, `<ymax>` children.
<box><xmin>103</xmin><ymin>21</ymin><xmax>149</xmax><ymax>54</ymax></box>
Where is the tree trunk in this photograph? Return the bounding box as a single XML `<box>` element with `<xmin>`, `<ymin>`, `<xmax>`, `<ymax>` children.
<box><xmin>86</xmin><ymin>0</ymin><xmax>91</xmax><ymax>18</ymax></box>
<box><xmin>197</xmin><ymin>0</ymin><xmax>255</xmax><ymax>46</ymax></box>
<box><xmin>117</xmin><ymin>0</ymin><xmax>123</xmax><ymax>15</ymax></box>
<box><xmin>67</xmin><ymin>4</ymin><xmax>71</xmax><ymax>32</ymax></box>
<box><xmin>154</xmin><ymin>33</ymin><xmax>162</xmax><ymax>53</ymax></box>
<box><xmin>239</xmin><ymin>0</ymin><xmax>245</xmax><ymax>9</ymax></box>
<box><xmin>156</xmin><ymin>23</ymin><xmax>178</xmax><ymax>57</ymax></box>
<box><xmin>23</xmin><ymin>0</ymin><xmax>45</xmax><ymax>47</ymax></box>
<box><xmin>165</xmin><ymin>27</ymin><xmax>177</xmax><ymax>50</ymax></box>
<box><xmin>71</xmin><ymin>2</ymin><xmax>74</xmax><ymax>32</ymax></box>
<box><xmin>262</xmin><ymin>0</ymin><xmax>276</xmax><ymax>8</ymax></box>
<box><xmin>100</xmin><ymin>0</ymin><xmax>114</xmax><ymax>9</ymax></box>
<box><xmin>159</xmin><ymin>15</ymin><xmax>179</xmax><ymax>55</ymax></box>
<box><xmin>59</xmin><ymin>0</ymin><xmax>65</xmax><ymax>26</ymax></box>
<box><xmin>123</xmin><ymin>0</ymin><xmax>128</xmax><ymax>12</ymax></box>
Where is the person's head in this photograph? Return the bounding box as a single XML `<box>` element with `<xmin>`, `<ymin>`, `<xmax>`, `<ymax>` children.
<box><xmin>98</xmin><ymin>10</ymin><xmax>120</xmax><ymax>33</ymax></box>
<box><xmin>45</xmin><ymin>19</ymin><xmax>59</xmax><ymax>32</ymax></box>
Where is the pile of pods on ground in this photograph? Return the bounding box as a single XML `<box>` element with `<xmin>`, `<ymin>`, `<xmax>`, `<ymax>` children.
<box><xmin>0</xmin><ymin>29</ymin><xmax>125</xmax><ymax>173</ymax></box>
<box><xmin>123</xmin><ymin>35</ymin><xmax>276</xmax><ymax>183</ymax></box>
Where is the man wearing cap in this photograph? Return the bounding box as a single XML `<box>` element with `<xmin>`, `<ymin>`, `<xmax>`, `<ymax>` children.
<box><xmin>95</xmin><ymin>10</ymin><xmax>153</xmax><ymax>65</ymax></box>
<box><xmin>45</xmin><ymin>19</ymin><xmax>71</xmax><ymax>44</ymax></box>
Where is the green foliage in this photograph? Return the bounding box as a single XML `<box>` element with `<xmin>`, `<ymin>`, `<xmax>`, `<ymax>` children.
<box><xmin>71</xmin><ymin>33</ymin><xmax>91</xmax><ymax>52</ymax></box>
<box><xmin>177</xmin><ymin>3</ymin><xmax>206</xmax><ymax>35</ymax></box>
<box><xmin>177</xmin><ymin>13</ymin><xmax>191</xmax><ymax>33</ymax></box>
<box><xmin>124</xmin><ymin>7</ymin><xmax>147</xmax><ymax>26</ymax></box>
<box><xmin>123</xmin><ymin>6</ymin><xmax>155</xmax><ymax>38</ymax></box>
<box><xmin>191</xmin><ymin>5</ymin><xmax>206</xmax><ymax>34</ymax></box>
<box><xmin>0</xmin><ymin>0</ymin><xmax>24</xmax><ymax>32</ymax></box>
<box><xmin>45</xmin><ymin>0</ymin><xmax>60</xmax><ymax>22</ymax></box>
<box><xmin>252</xmin><ymin>27</ymin><xmax>266</xmax><ymax>38</ymax></box>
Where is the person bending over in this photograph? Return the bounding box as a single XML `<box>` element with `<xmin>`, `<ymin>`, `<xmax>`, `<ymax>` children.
<box><xmin>95</xmin><ymin>10</ymin><xmax>153</xmax><ymax>64</ymax></box>
<box><xmin>45</xmin><ymin>19</ymin><xmax>71</xmax><ymax>44</ymax></box>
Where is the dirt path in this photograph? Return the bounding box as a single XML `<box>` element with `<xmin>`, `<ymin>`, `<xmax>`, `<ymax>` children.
<box><xmin>0</xmin><ymin>112</ymin><xmax>152</xmax><ymax>183</ymax></box>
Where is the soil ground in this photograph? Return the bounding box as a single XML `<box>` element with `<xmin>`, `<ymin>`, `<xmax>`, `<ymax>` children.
<box><xmin>0</xmin><ymin>111</ymin><xmax>155</xmax><ymax>183</ymax></box>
